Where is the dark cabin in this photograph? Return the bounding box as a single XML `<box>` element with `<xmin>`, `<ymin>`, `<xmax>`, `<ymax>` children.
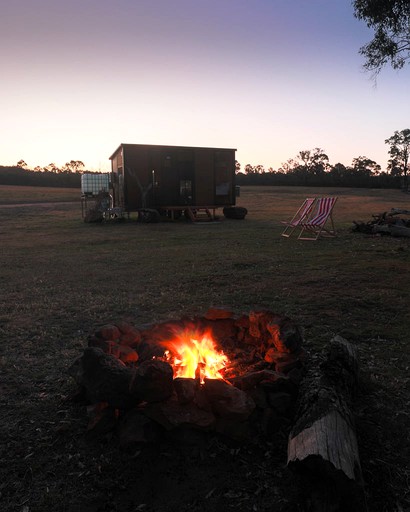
<box><xmin>109</xmin><ymin>143</ymin><xmax>237</xmax><ymax>215</ymax></box>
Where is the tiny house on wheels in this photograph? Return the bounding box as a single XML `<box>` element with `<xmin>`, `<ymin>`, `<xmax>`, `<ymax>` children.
<box><xmin>109</xmin><ymin>143</ymin><xmax>243</xmax><ymax>221</ymax></box>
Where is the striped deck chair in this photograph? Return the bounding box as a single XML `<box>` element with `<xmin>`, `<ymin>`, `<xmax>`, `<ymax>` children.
<box><xmin>298</xmin><ymin>197</ymin><xmax>338</xmax><ymax>240</ymax></box>
<box><xmin>281</xmin><ymin>197</ymin><xmax>316</xmax><ymax>237</ymax></box>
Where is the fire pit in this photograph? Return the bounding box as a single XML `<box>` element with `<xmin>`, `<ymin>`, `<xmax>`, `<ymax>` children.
<box><xmin>68</xmin><ymin>309</ymin><xmax>365</xmax><ymax>510</ymax></box>
<box><xmin>69</xmin><ymin>309</ymin><xmax>304</xmax><ymax>443</ymax></box>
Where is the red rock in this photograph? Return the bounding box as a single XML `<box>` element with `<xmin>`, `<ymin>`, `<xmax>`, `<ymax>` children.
<box><xmin>95</xmin><ymin>324</ymin><xmax>121</xmax><ymax>341</ymax></box>
<box><xmin>264</xmin><ymin>347</ymin><xmax>278</xmax><ymax>364</ymax></box>
<box><xmin>234</xmin><ymin>315</ymin><xmax>250</xmax><ymax>329</ymax></box>
<box><xmin>203</xmin><ymin>379</ymin><xmax>255</xmax><ymax>421</ymax></box>
<box><xmin>68</xmin><ymin>347</ymin><xmax>137</xmax><ymax>409</ymax></box>
<box><xmin>88</xmin><ymin>337</ymin><xmax>119</xmax><ymax>355</ymax></box>
<box><xmin>275</xmin><ymin>359</ymin><xmax>301</xmax><ymax>374</ymax></box>
<box><xmin>205</xmin><ymin>307</ymin><xmax>235</xmax><ymax>320</ymax></box>
<box><xmin>129</xmin><ymin>360</ymin><xmax>174</xmax><ymax>403</ymax></box>
<box><xmin>86</xmin><ymin>402</ymin><xmax>118</xmax><ymax>433</ymax></box>
<box><xmin>117</xmin><ymin>345</ymin><xmax>139</xmax><ymax>363</ymax></box>
<box><xmin>115</xmin><ymin>321</ymin><xmax>136</xmax><ymax>334</ymax></box>
<box><xmin>143</xmin><ymin>396</ymin><xmax>215</xmax><ymax>430</ymax></box>
<box><xmin>119</xmin><ymin>330</ymin><xmax>141</xmax><ymax>347</ymax></box>
<box><xmin>173</xmin><ymin>377</ymin><xmax>198</xmax><ymax>404</ymax></box>
<box><xmin>264</xmin><ymin>347</ymin><xmax>304</xmax><ymax>366</ymax></box>
<box><xmin>232</xmin><ymin>370</ymin><xmax>282</xmax><ymax>391</ymax></box>
<box><xmin>267</xmin><ymin>319</ymin><xmax>303</xmax><ymax>354</ymax></box>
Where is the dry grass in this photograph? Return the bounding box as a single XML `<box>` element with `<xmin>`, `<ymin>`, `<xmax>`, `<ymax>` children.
<box><xmin>0</xmin><ymin>185</ymin><xmax>409</xmax><ymax>511</ymax></box>
<box><xmin>0</xmin><ymin>184</ymin><xmax>79</xmax><ymax>204</ymax></box>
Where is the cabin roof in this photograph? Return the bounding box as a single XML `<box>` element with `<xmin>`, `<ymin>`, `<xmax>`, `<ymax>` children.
<box><xmin>109</xmin><ymin>143</ymin><xmax>237</xmax><ymax>161</ymax></box>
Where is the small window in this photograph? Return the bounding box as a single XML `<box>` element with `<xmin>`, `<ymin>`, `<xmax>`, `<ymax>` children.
<box><xmin>180</xmin><ymin>180</ymin><xmax>192</xmax><ymax>197</ymax></box>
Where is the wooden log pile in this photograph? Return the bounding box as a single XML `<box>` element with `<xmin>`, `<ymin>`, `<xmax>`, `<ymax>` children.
<box><xmin>352</xmin><ymin>208</ymin><xmax>410</xmax><ymax>237</ymax></box>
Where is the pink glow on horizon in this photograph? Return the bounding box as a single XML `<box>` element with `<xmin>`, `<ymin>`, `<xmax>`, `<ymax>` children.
<box><xmin>1</xmin><ymin>0</ymin><xmax>410</xmax><ymax>173</ymax></box>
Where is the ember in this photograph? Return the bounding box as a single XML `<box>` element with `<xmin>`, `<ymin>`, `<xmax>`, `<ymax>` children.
<box><xmin>160</xmin><ymin>328</ymin><xmax>229</xmax><ymax>383</ymax></box>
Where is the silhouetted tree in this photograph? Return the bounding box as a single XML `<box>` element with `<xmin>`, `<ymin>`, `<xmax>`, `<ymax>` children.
<box><xmin>329</xmin><ymin>162</ymin><xmax>348</xmax><ymax>184</ymax></box>
<box><xmin>278</xmin><ymin>158</ymin><xmax>297</xmax><ymax>174</ymax></box>
<box><xmin>63</xmin><ymin>160</ymin><xmax>85</xmax><ymax>173</ymax></box>
<box><xmin>279</xmin><ymin>148</ymin><xmax>329</xmax><ymax>184</ymax></box>
<box><xmin>44</xmin><ymin>163</ymin><xmax>60</xmax><ymax>173</ymax></box>
<box><xmin>385</xmin><ymin>128</ymin><xmax>410</xmax><ymax>190</ymax></box>
<box><xmin>353</xmin><ymin>0</ymin><xmax>410</xmax><ymax>75</ymax></box>
<box><xmin>254</xmin><ymin>164</ymin><xmax>265</xmax><ymax>174</ymax></box>
<box><xmin>351</xmin><ymin>156</ymin><xmax>381</xmax><ymax>176</ymax></box>
<box><xmin>17</xmin><ymin>159</ymin><xmax>27</xmax><ymax>168</ymax></box>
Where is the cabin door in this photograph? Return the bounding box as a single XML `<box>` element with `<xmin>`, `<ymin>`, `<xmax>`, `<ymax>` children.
<box><xmin>177</xmin><ymin>149</ymin><xmax>195</xmax><ymax>205</ymax></box>
<box><xmin>152</xmin><ymin>149</ymin><xmax>195</xmax><ymax>207</ymax></box>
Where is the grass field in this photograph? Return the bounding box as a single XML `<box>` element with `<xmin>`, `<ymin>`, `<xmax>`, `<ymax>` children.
<box><xmin>0</xmin><ymin>185</ymin><xmax>409</xmax><ymax>511</ymax></box>
<box><xmin>0</xmin><ymin>184</ymin><xmax>79</xmax><ymax>204</ymax></box>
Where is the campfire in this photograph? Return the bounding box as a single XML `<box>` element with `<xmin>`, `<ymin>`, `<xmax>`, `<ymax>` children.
<box><xmin>69</xmin><ymin>309</ymin><xmax>305</xmax><ymax>443</ymax></box>
<box><xmin>159</xmin><ymin>327</ymin><xmax>229</xmax><ymax>383</ymax></box>
<box><xmin>68</xmin><ymin>308</ymin><xmax>365</xmax><ymax>509</ymax></box>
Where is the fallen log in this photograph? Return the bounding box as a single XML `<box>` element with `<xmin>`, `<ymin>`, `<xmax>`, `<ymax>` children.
<box><xmin>287</xmin><ymin>336</ymin><xmax>365</xmax><ymax>511</ymax></box>
<box><xmin>389</xmin><ymin>225</ymin><xmax>410</xmax><ymax>238</ymax></box>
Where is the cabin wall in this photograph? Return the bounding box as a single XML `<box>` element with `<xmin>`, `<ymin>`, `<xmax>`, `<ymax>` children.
<box><xmin>214</xmin><ymin>149</ymin><xmax>235</xmax><ymax>206</ymax></box>
<box><xmin>111</xmin><ymin>144</ymin><xmax>236</xmax><ymax>211</ymax></box>
<box><xmin>195</xmin><ymin>149</ymin><xmax>215</xmax><ymax>205</ymax></box>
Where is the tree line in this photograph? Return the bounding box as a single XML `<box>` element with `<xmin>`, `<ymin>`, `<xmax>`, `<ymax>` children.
<box><xmin>0</xmin><ymin>160</ymin><xmax>100</xmax><ymax>188</ymax></box>
<box><xmin>236</xmin><ymin>129</ymin><xmax>410</xmax><ymax>190</ymax></box>
<box><xmin>1</xmin><ymin>129</ymin><xmax>409</xmax><ymax>190</ymax></box>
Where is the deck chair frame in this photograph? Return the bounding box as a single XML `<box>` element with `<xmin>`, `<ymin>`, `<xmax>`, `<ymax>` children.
<box><xmin>281</xmin><ymin>197</ymin><xmax>316</xmax><ymax>237</ymax></box>
<box><xmin>298</xmin><ymin>196</ymin><xmax>338</xmax><ymax>240</ymax></box>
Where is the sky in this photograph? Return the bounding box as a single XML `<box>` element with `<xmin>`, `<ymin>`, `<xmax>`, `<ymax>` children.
<box><xmin>1</xmin><ymin>0</ymin><xmax>410</xmax><ymax>173</ymax></box>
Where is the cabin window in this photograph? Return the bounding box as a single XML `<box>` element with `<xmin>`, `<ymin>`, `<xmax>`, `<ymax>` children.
<box><xmin>180</xmin><ymin>180</ymin><xmax>192</xmax><ymax>199</ymax></box>
<box><xmin>216</xmin><ymin>182</ymin><xmax>230</xmax><ymax>195</ymax></box>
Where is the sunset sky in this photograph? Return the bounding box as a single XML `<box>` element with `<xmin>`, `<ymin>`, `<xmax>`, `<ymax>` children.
<box><xmin>2</xmin><ymin>0</ymin><xmax>410</xmax><ymax>173</ymax></box>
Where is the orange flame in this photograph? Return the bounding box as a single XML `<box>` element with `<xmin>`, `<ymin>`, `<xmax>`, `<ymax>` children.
<box><xmin>161</xmin><ymin>329</ymin><xmax>228</xmax><ymax>383</ymax></box>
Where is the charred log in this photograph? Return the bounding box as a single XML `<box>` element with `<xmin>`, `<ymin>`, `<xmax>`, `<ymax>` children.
<box><xmin>287</xmin><ymin>336</ymin><xmax>365</xmax><ymax>511</ymax></box>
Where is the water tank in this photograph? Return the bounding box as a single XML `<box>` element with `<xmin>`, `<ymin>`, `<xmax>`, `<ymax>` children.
<box><xmin>81</xmin><ymin>173</ymin><xmax>110</xmax><ymax>196</ymax></box>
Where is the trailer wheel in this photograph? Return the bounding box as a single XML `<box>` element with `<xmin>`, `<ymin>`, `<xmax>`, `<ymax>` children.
<box><xmin>223</xmin><ymin>206</ymin><xmax>248</xmax><ymax>220</ymax></box>
<box><xmin>138</xmin><ymin>209</ymin><xmax>160</xmax><ymax>223</ymax></box>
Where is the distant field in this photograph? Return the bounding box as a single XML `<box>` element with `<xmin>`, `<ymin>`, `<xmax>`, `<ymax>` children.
<box><xmin>0</xmin><ymin>184</ymin><xmax>80</xmax><ymax>204</ymax></box>
<box><xmin>0</xmin><ymin>183</ymin><xmax>406</xmax><ymax>215</ymax></box>
<box><xmin>1</xmin><ymin>185</ymin><xmax>409</xmax><ymax>512</ymax></box>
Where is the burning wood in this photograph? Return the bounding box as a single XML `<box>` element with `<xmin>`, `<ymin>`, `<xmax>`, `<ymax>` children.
<box><xmin>159</xmin><ymin>328</ymin><xmax>229</xmax><ymax>383</ymax></box>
